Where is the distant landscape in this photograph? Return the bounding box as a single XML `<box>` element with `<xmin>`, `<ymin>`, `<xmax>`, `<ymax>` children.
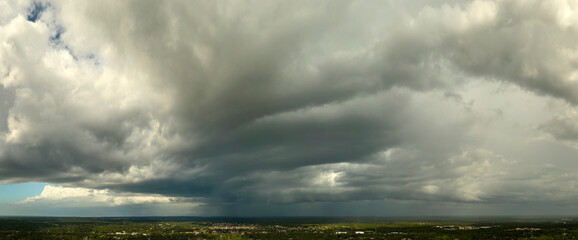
<box><xmin>1</xmin><ymin>216</ymin><xmax>577</xmax><ymax>239</ymax></box>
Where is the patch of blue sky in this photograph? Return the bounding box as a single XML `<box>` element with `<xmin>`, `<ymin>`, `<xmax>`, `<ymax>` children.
<box><xmin>26</xmin><ymin>2</ymin><xmax>47</xmax><ymax>23</ymax></box>
<box><xmin>49</xmin><ymin>26</ymin><xmax>64</xmax><ymax>44</ymax></box>
<box><xmin>0</xmin><ymin>182</ymin><xmax>46</xmax><ymax>203</ymax></box>
<box><xmin>48</xmin><ymin>31</ymin><xmax>99</xmax><ymax>65</ymax></box>
<box><xmin>32</xmin><ymin>2</ymin><xmax>100</xmax><ymax>67</ymax></box>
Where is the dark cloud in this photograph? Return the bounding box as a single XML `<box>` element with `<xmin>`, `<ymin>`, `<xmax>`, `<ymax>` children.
<box><xmin>3</xmin><ymin>0</ymin><xmax>578</xmax><ymax>215</ymax></box>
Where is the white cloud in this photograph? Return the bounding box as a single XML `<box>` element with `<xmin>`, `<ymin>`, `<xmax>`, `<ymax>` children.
<box><xmin>21</xmin><ymin>185</ymin><xmax>191</xmax><ymax>206</ymax></box>
<box><xmin>17</xmin><ymin>185</ymin><xmax>205</xmax><ymax>216</ymax></box>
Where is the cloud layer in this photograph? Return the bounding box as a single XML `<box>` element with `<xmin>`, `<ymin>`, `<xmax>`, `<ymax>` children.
<box><xmin>2</xmin><ymin>0</ymin><xmax>578</xmax><ymax>215</ymax></box>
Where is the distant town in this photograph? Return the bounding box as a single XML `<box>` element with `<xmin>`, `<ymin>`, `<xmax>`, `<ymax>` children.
<box><xmin>0</xmin><ymin>216</ymin><xmax>576</xmax><ymax>239</ymax></box>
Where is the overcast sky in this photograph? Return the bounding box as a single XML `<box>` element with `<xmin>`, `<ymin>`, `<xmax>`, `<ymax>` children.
<box><xmin>2</xmin><ymin>0</ymin><xmax>578</xmax><ymax>216</ymax></box>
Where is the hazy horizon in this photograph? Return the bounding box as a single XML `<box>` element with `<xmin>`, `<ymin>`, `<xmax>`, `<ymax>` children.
<box><xmin>2</xmin><ymin>0</ymin><xmax>578</xmax><ymax>217</ymax></box>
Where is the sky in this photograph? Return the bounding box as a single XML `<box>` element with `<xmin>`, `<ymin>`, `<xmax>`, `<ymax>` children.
<box><xmin>2</xmin><ymin>0</ymin><xmax>578</xmax><ymax>216</ymax></box>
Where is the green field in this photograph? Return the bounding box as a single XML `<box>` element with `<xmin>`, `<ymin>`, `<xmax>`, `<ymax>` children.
<box><xmin>0</xmin><ymin>216</ymin><xmax>576</xmax><ymax>239</ymax></box>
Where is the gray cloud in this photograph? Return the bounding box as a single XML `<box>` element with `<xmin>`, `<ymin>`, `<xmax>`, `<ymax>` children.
<box><xmin>379</xmin><ymin>0</ymin><xmax>578</xmax><ymax>102</ymax></box>
<box><xmin>2</xmin><ymin>0</ymin><xmax>578</xmax><ymax>215</ymax></box>
<box><xmin>0</xmin><ymin>85</ymin><xmax>13</xmax><ymax>132</ymax></box>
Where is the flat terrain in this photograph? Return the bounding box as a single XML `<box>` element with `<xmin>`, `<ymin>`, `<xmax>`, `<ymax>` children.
<box><xmin>0</xmin><ymin>216</ymin><xmax>577</xmax><ymax>239</ymax></box>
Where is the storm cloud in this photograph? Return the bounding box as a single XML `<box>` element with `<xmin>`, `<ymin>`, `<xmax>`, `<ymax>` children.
<box><xmin>2</xmin><ymin>0</ymin><xmax>578</xmax><ymax>215</ymax></box>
